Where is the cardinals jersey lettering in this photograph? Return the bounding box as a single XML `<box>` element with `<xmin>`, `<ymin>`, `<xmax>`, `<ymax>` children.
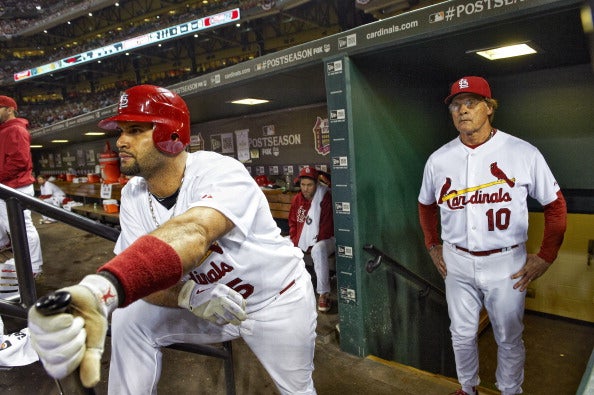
<box><xmin>115</xmin><ymin>151</ymin><xmax>304</xmax><ymax>313</ymax></box>
<box><xmin>418</xmin><ymin>130</ymin><xmax>559</xmax><ymax>251</ymax></box>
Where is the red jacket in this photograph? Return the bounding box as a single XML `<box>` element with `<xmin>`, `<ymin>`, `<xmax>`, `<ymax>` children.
<box><xmin>288</xmin><ymin>188</ymin><xmax>334</xmax><ymax>248</ymax></box>
<box><xmin>0</xmin><ymin>118</ymin><xmax>35</xmax><ymax>188</ymax></box>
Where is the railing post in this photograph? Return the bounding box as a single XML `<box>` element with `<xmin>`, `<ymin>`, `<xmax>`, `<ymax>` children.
<box><xmin>5</xmin><ymin>197</ymin><xmax>37</xmax><ymax>309</ymax></box>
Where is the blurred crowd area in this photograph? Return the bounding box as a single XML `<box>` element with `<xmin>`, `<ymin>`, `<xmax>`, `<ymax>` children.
<box><xmin>17</xmin><ymin>72</ymin><xmax>197</xmax><ymax>130</ymax></box>
<box><xmin>0</xmin><ymin>1</ymin><xmax>263</xmax><ymax>84</ymax></box>
<box><xmin>0</xmin><ymin>0</ymin><xmax>261</xmax><ymax>130</ymax></box>
<box><xmin>0</xmin><ymin>0</ymin><xmax>214</xmax><ymax>84</ymax></box>
<box><xmin>0</xmin><ymin>0</ymin><xmax>84</xmax><ymax>38</ymax></box>
<box><xmin>10</xmin><ymin>51</ymin><xmax>252</xmax><ymax>130</ymax></box>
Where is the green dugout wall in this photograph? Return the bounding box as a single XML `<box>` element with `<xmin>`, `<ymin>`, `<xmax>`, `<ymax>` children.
<box><xmin>325</xmin><ymin>55</ymin><xmax>455</xmax><ymax>373</ymax></box>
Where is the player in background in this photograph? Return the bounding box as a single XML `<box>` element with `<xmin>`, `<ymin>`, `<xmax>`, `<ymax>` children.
<box><xmin>0</xmin><ymin>95</ymin><xmax>43</xmax><ymax>276</ymax></box>
<box><xmin>28</xmin><ymin>85</ymin><xmax>318</xmax><ymax>394</ymax></box>
<box><xmin>36</xmin><ymin>174</ymin><xmax>66</xmax><ymax>224</ymax></box>
<box><xmin>288</xmin><ymin>166</ymin><xmax>335</xmax><ymax>312</ymax></box>
<box><xmin>418</xmin><ymin>76</ymin><xmax>567</xmax><ymax>395</ymax></box>
<box><xmin>0</xmin><ymin>95</ymin><xmax>42</xmax><ymax>369</ymax></box>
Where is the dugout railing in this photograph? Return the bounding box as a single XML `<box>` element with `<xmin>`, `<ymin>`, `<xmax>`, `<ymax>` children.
<box><xmin>0</xmin><ymin>183</ymin><xmax>236</xmax><ymax>395</ymax></box>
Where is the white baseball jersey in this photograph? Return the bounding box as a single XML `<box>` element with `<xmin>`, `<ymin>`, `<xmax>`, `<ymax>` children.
<box><xmin>115</xmin><ymin>150</ymin><xmax>305</xmax><ymax>313</ymax></box>
<box><xmin>418</xmin><ymin>130</ymin><xmax>560</xmax><ymax>251</ymax></box>
<box><xmin>39</xmin><ymin>181</ymin><xmax>65</xmax><ymax>199</ymax></box>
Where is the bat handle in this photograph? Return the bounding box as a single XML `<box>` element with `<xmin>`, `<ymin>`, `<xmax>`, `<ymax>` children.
<box><xmin>34</xmin><ymin>291</ymin><xmax>97</xmax><ymax>395</ymax></box>
<box><xmin>35</xmin><ymin>291</ymin><xmax>72</xmax><ymax>316</ymax></box>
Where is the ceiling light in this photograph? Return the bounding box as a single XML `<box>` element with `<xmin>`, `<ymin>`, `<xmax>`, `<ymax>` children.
<box><xmin>472</xmin><ymin>43</ymin><xmax>537</xmax><ymax>60</ymax></box>
<box><xmin>85</xmin><ymin>132</ymin><xmax>105</xmax><ymax>136</ymax></box>
<box><xmin>30</xmin><ymin>145</ymin><xmax>43</xmax><ymax>148</ymax></box>
<box><xmin>52</xmin><ymin>140</ymin><xmax>69</xmax><ymax>143</ymax></box>
<box><xmin>230</xmin><ymin>98</ymin><xmax>270</xmax><ymax>105</ymax></box>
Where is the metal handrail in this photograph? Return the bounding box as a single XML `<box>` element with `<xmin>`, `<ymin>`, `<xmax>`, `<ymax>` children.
<box><xmin>364</xmin><ymin>243</ymin><xmax>445</xmax><ymax>300</ymax></box>
<box><xmin>0</xmin><ymin>183</ymin><xmax>120</xmax><ymax>320</ymax></box>
<box><xmin>0</xmin><ymin>184</ymin><xmax>237</xmax><ymax>394</ymax></box>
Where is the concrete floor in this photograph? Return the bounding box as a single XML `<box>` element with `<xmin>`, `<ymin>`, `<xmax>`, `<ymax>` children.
<box><xmin>1</xmin><ymin>213</ymin><xmax>593</xmax><ymax>394</ymax></box>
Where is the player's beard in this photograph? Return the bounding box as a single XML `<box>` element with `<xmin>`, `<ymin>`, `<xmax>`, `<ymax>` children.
<box><xmin>120</xmin><ymin>161</ymin><xmax>140</xmax><ymax>177</ymax></box>
<box><xmin>120</xmin><ymin>151</ymin><xmax>165</xmax><ymax>178</ymax></box>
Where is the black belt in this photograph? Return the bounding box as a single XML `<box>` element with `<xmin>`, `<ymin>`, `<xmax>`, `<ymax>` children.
<box><xmin>455</xmin><ymin>244</ymin><xmax>518</xmax><ymax>256</ymax></box>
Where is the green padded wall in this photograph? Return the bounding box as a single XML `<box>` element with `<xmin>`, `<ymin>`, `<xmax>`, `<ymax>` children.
<box><xmin>326</xmin><ymin>55</ymin><xmax>456</xmax><ymax>375</ymax></box>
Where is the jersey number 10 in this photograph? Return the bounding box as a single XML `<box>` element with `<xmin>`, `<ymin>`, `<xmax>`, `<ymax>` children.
<box><xmin>486</xmin><ymin>208</ymin><xmax>511</xmax><ymax>231</ymax></box>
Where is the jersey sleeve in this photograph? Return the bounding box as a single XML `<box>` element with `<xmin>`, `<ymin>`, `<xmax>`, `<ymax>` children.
<box><xmin>114</xmin><ymin>181</ymin><xmax>150</xmax><ymax>255</ymax></box>
<box><xmin>528</xmin><ymin>149</ymin><xmax>561</xmax><ymax>206</ymax></box>
<box><xmin>537</xmin><ymin>191</ymin><xmax>567</xmax><ymax>263</ymax></box>
<box><xmin>186</xmin><ymin>159</ymin><xmax>266</xmax><ymax>238</ymax></box>
<box><xmin>418</xmin><ymin>202</ymin><xmax>440</xmax><ymax>249</ymax></box>
<box><xmin>418</xmin><ymin>159</ymin><xmax>437</xmax><ymax>205</ymax></box>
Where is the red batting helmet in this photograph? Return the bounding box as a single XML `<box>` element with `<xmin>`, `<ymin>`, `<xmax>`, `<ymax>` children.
<box><xmin>98</xmin><ymin>85</ymin><xmax>190</xmax><ymax>155</ymax></box>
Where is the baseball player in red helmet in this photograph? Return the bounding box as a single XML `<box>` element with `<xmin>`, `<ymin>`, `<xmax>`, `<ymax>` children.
<box><xmin>418</xmin><ymin>77</ymin><xmax>567</xmax><ymax>395</ymax></box>
<box><xmin>28</xmin><ymin>85</ymin><xmax>318</xmax><ymax>394</ymax></box>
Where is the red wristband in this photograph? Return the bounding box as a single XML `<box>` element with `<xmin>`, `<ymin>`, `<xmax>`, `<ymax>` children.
<box><xmin>98</xmin><ymin>235</ymin><xmax>183</xmax><ymax>306</ymax></box>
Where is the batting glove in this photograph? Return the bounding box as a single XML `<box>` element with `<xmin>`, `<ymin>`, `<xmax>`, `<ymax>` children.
<box><xmin>178</xmin><ymin>282</ymin><xmax>247</xmax><ymax>325</ymax></box>
<box><xmin>28</xmin><ymin>274</ymin><xmax>118</xmax><ymax>388</ymax></box>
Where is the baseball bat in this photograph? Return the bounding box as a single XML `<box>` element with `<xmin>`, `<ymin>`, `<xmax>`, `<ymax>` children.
<box><xmin>35</xmin><ymin>291</ymin><xmax>97</xmax><ymax>395</ymax></box>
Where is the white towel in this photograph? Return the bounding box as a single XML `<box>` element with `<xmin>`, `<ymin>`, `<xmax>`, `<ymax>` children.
<box><xmin>298</xmin><ymin>184</ymin><xmax>328</xmax><ymax>251</ymax></box>
<box><xmin>0</xmin><ymin>325</ymin><xmax>39</xmax><ymax>368</ymax></box>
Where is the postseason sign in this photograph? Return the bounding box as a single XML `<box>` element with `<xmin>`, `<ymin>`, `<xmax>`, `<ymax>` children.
<box><xmin>14</xmin><ymin>8</ymin><xmax>240</xmax><ymax>82</ymax></box>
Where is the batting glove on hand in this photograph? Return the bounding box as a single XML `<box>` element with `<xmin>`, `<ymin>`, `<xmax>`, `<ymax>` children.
<box><xmin>178</xmin><ymin>282</ymin><xmax>247</xmax><ymax>325</ymax></box>
<box><xmin>28</xmin><ymin>274</ymin><xmax>118</xmax><ymax>388</ymax></box>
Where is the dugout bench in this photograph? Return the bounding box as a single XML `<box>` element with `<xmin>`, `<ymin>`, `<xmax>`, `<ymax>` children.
<box><xmin>36</xmin><ymin>180</ymin><xmax>122</xmax><ymax>226</ymax></box>
<box><xmin>49</xmin><ymin>184</ymin><xmax>296</xmax><ymax>228</ymax></box>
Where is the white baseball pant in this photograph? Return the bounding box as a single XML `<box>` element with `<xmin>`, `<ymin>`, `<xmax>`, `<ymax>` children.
<box><xmin>0</xmin><ymin>184</ymin><xmax>43</xmax><ymax>272</ymax></box>
<box><xmin>108</xmin><ymin>270</ymin><xmax>317</xmax><ymax>395</ymax></box>
<box><xmin>443</xmin><ymin>242</ymin><xmax>526</xmax><ymax>395</ymax></box>
<box><xmin>310</xmin><ymin>237</ymin><xmax>335</xmax><ymax>295</ymax></box>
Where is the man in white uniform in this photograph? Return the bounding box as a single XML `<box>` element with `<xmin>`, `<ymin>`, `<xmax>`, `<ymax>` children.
<box><xmin>28</xmin><ymin>85</ymin><xmax>318</xmax><ymax>394</ymax></box>
<box><xmin>418</xmin><ymin>76</ymin><xmax>567</xmax><ymax>395</ymax></box>
<box><xmin>36</xmin><ymin>174</ymin><xmax>66</xmax><ymax>224</ymax></box>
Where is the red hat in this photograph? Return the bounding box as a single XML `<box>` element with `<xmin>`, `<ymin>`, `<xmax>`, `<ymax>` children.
<box><xmin>255</xmin><ymin>175</ymin><xmax>271</xmax><ymax>186</ymax></box>
<box><xmin>0</xmin><ymin>96</ymin><xmax>17</xmax><ymax>110</ymax></box>
<box><xmin>444</xmin><ymin>76</ymin><xmax>492</xmax><ymax>104</ymax></box>
<box><xmin>299</xmin><ymin>166</ymin><xmax>318</xmax><ymax>180</ymax></box>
